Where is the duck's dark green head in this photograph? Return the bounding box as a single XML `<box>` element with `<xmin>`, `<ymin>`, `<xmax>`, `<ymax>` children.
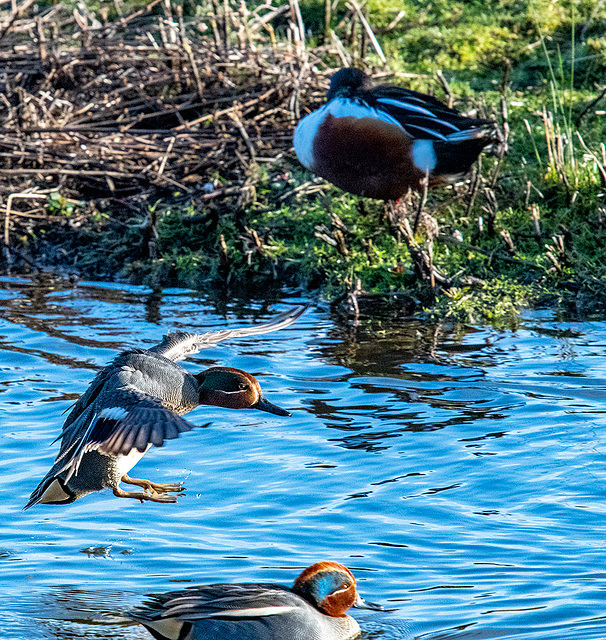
<box><xmin>195</xmin><ymin>367</ymin><xmax>291</xmax><ymax>417</ymax></box>
<box><xmin>327</xmin><ymin>67</ymin><xmax>369</xmax><ymax>101</ymax></box>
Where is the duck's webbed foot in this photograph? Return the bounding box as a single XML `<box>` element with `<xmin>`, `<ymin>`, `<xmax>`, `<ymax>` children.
<box><xmin>112</xmin><ymin>486</ymin><xmax>180</xmax><ymax>504</ymax></box>
<box><xmin>121</xmin><ymin>474</ymin><xmax>186</xmax><ymax>495</ymax></box>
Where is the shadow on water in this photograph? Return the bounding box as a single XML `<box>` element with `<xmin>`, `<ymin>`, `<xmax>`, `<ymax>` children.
<box><xmin>25</xmin><ymin>588</ymin><xmax>141</xmax><ymax>640</ymax></box>
<box><xmin>321</xmin><ymin>313</ymin><xmax>502</xmax><ymax>373</ymax></box>
<box><xmin>0</xmin><ymin>276</ymin><xmax>300</xmax><ymax>372</ymax></box>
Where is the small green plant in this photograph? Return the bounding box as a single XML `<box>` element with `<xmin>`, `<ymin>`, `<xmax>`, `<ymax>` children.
<box><xmin>47</xmin><ymin>191</ymin><xmax>83</xmax><ymax>217</ymax></box>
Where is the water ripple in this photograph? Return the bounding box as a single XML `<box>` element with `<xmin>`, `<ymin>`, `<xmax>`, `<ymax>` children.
<box><xmin>0</xmin><ymin>278</ymin><xmax>605</xmax><ymax>639</ymax></box>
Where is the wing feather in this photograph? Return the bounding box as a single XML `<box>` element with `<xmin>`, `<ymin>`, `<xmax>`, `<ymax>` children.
<box><xmin>132</xmin><ymin>584</ymin><xmax>299</xmax><ymax>623</ymax></box>
<box><xmin>148</xmin><ymin>305</ymin><xmax>308</xmax><ymax>362</ymax></box>
<box><xmin>57</xmin><ymin>389</ymin><xmax>197</xmax><ymax>482</ymax></box>
<box><xmin>368</xmin><ymin>86</ymin><xmax>494</xmax><ymax>142</ymax></box>
<box><xmin>134</xmin><ymin>422</ymin><xmax>151</xmax><ymax>452</ymax></box>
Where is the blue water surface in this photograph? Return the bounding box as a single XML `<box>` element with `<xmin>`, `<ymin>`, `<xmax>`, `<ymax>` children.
<box><xmin>0</xmin><ymin>276</ymin><xmax>605</xmax><ymax>639</ymax></box>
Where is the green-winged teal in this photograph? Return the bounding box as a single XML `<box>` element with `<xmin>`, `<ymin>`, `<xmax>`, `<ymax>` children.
<box><xmin>129</xmin><ymin>561</ymin><xmax>385</xmax><ymax>640</ymax></box>
<box><xmin>24</xmin><ymin>306</ymin><xmax>306</xmax><ymax>509</ymax></box>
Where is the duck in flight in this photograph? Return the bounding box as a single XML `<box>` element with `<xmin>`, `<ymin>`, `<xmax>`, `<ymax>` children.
<box><xmin>294</xmin><ymin>67</ymin><xmax>499</xmax><ymax>200</ymax></box>
<box><xmin>24</xmin><ymin>305</ymin><xmax>307</xmax><ymax>509</ymax></box>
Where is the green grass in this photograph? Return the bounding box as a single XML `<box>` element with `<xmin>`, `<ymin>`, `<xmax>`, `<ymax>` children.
<box><xmin>30</xmin><ymin>0</ymin><xmax>606</xmax><ymax>322</ymax></box>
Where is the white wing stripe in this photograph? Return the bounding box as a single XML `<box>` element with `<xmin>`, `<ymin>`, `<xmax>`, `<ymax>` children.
<box><xmin>99</xmin><ymin>406</ymin><xmax>128</xmax><ymax>421</ymax></box>
<box><xmin>446</xmin><ymin>128</ymin><xmax>486</xmax><ymax>141</ymax></box>
<box><xmin>423</xmin><ymin>117</ymin><xmax>461</xmax><ymax>132</ymax></box>
<box><xmin>208</xmin><ymin>606</ymin><xmax>297</xmax><ymax>618</ymax></box>
<box><xmin>160</xmin><ymin>604</ymin><xmax>296</xmax><ymax>619</ymax></box>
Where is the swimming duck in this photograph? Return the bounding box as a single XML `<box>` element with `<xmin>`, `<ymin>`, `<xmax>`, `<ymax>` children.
<box><xmin>294</xmin><ymin>67</ymin><xmax>499</xmax><ymax>200</ymax></box>
<box><xmin>24</xmin><ymin>305</ymin><xmax>306</xmax><ymax>509</ymax></box>
<box><xmin>129</xmin><ymin>561</ymin><xmax>385</xmax><ymax>640</ymax></box>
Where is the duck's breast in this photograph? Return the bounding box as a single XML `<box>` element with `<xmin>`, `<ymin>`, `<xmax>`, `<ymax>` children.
<box><xmin>295</xmin><ymin>98</ymin><xmax>429</xmax><ymax>198</ymax></box>
<box><xmin>116</xmin><ymin>352</ymin><xmax>199</xmax><ymax>413</ymax></box>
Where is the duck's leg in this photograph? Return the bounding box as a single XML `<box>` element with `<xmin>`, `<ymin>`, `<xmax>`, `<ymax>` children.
<box><xmin>121</xmin><ymin>474</ymin><xmax>185</xmax><ymax>494</ymax></box>
<box><xmin>113</xmin><ymin>486</ymin><xmax>179</xmax><ymax>503</ymax></box>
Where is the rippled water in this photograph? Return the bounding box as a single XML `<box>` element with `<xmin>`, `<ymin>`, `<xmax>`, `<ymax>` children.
<box><xmin>1</xmin><ymin>276</ymin><xmax>605</xmax><ymax>640</ymax></box>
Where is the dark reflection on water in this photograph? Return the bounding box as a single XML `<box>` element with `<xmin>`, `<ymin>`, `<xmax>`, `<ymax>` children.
<box><xmin>22</xmin><ymin>588</ymin><xmax>141</xmax><ymax>640</ymax></box>
<box><xmin>1</xmin><ymin>277</ymin><xmax>606</xmax><ymax>639</ymax></box>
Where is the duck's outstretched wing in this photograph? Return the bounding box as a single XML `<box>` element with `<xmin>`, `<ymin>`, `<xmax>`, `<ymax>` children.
<box><xmin>148</xmin><ymin>304</ymin><xmax>309</xmax><ymax>362</ymax></box>
<box><xmin>56</xmin><ymin>389</ymin><xmax>199</xmax><ymax>483</ymax></box>
<box><xmin>57</xmin><ymin>348</ymin><xmax>148</xmax><ymax>436</ymax></box>
<box><xmin>24</xmin><ymin>389</ymin><xmax>200</xmax><ymax>511</ymax></box>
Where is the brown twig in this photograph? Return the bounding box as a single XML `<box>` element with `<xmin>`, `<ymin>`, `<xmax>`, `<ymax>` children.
<box><xmin>575</xmin><ymin>86</ymin><xmax>606</xmax><ymax>127</ymax></box>
<box><xmin>0</xmin><ymin>4</ymin><xmax>329</xmax><ymax>253</ymax></box>
<box><xmin>0</xmin><ymin>0</ymin><xmax>36</xmax><ymax>41</ymax></box>
<box><xmin>436</xmin><ymin>70</ymin><xmax>453</xmax><ymax>109</ymax></box>
<box><xmin>347</xmin><ymin>0</ymin><xmax>386</xmax><ymax>64</ymax></box>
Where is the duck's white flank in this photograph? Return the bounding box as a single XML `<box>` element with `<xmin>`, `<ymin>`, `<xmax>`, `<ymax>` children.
<box><xmin>294</xmin><ymin>97</ymin><xmax>404</xmax><ymax>169</ymax></box>
<box><xmin>411</xmin><ymin>140</ymin><xmax>437</xmax><ymax>172</ymax></box>
<box><xmin>115</xmin><ymin>446</ymin><xmax>150</xmax><ymax>476</ymax></box>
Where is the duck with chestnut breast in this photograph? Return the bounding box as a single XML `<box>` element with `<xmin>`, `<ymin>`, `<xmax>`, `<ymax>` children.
<box><xmin>294</xmin><ymin>67</ymin><xmax>500</xmax><ymax>200</ymax></box>
<box><xmin>129</xmin><ymin>561</ymin><xmax>386</xmax><ymax>640</ymax></box>
<box><xmin>24</xmin><ymin>305</ymin><xmax>307</xmax><ymax>509</ymax></box>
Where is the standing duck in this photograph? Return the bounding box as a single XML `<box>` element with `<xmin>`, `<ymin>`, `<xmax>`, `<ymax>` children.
<box><xmin>294</xmin><ymin>67</ymin><xmax>499</xmax><ymax>200</ymax></box>
<box><xmin>24</xmin><ymin>305</ymin><xmax>306</xmax><ymax>509</ymax></box>
<box><xmin>129</xmin><ymin>561</ymin><xmax>385</xmax><ymax>640</ymax></box>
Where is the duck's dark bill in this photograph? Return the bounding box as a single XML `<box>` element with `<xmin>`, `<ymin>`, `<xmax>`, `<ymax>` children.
<box><xmin>252</xmin><ymin>396</ymin><xmax>291</xmax><ymax>417</ymax></box>
<box><xmin>354</xmin><ymin>594</ymin><xmax>386</xmax><ymax>611</ymax></box>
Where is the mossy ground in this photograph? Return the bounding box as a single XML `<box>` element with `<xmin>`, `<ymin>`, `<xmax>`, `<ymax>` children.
<box><xmin>26</xmin><ymin>0</ymin><xmax>606</xmax><ymax>322</ymax></box>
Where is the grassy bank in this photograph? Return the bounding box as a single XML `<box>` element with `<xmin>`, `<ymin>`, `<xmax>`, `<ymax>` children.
<box><xmin>1</xmin><ymin>0</ymin><xmax>605</xmax><ymax>322</ymax></box>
